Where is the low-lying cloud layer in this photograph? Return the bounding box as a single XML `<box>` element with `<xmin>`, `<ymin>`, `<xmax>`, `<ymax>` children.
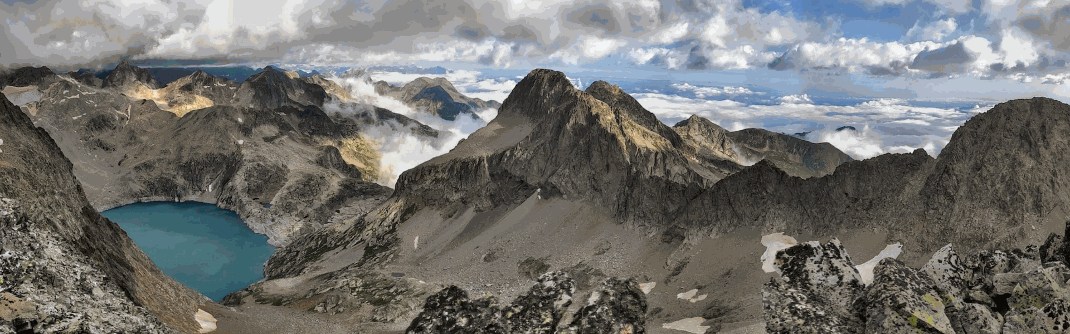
<box><xmin>631</xmin><ymin>84</ymin><xmax>987</xmax><ymax>160</ymax></box>
<box><xmin>319</xmin><ymin>69</ymin><xmax>502</xmax><ymax>186</ymax></box>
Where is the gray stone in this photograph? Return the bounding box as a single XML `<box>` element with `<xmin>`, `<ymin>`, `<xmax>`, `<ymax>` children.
<box><xmin>859</xmin><ymin>258</ymin><xmax>955</xmax><ymax>334</ymax></box>
<box><xmin>960</xmin><ymin>303</ymin><xmax>1002</xmax><ymax>334</ymax></box>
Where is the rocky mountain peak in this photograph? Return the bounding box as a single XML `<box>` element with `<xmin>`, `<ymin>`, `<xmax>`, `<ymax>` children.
<box><xmin>372</xmin><ymin>75</ymin><xmax>497</xmax><ymax>121</ymax></box>
<box><xmin>672</xmin><ymin>115</ymin><xmax>741</xmax><ymax>163</ymax></box>
<box><xmin>236</xmin><ymin>66</ymin><xmax>326</xmax><ymax>109</ymax></box>
<box><xmin>496</xmin><ymin>69</ymin><xmax>580</xmax><ymax>120</ymax></box>
<box><xmin>102</xmin><ymin>59</ymin><xmax>160</xmax><ymax>89</ymax></box>
<box><xmin>1</xmin><ymin>93</ymin><xmax>205</xmax><ymax>332</ymax></box>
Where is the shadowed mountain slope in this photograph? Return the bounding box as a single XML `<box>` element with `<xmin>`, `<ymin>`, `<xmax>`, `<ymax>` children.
<box><xmin>0</xmin><ymin>93</ymin><xmax>206</xmax><ymax>333</ymax></box>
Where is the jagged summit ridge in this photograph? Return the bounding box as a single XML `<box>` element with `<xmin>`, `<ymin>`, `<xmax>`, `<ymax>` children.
<box><xmin>236</xmin><ymin>66</ymin><xmax>327</xmax><ymax>109</ymax></box>
<box><xmin>395</xmin><ymin>68</ymin><xmax>837</xmax><ymax>231</ymax></box>
<box><xmin>102</xmin><ymin>58</ymin><xmax>161</xmax><ymax>89</ymax></box>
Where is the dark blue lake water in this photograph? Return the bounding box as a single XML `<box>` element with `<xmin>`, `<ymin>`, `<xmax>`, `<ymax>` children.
<box><xmin>101</xmin><ymin>202</ymin><xmax>274</xmax><ymax>301</ymax></box>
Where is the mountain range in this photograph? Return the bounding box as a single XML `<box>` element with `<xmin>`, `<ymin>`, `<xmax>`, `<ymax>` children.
<box><xmin>2</xmin><ymin>62</ymin><xmax>1069</xmax><ymax>333</ymax></box>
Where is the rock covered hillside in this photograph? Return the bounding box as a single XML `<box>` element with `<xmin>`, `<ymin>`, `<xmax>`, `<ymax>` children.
<box><xmin>764</xmin><ymin>222</ymin><xmax>1070</xmax><ymax>334</ymax></box>
<box><xmin>0</xmin><ymin>93</ymin><xmax>207</xmax><ymax>333</ymax></box>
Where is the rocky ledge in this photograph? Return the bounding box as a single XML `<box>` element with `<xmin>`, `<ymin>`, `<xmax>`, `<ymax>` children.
<box><xmin>763</xmin><ymin>221</ymin><xmax>1070</xmax><ymax>334</ymax></box>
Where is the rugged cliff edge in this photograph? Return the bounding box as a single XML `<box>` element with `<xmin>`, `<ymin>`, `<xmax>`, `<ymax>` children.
<box><xmin>0</xmin><ymin>93</ymin><xmax>206</xmax><ymax>333</ymax></box>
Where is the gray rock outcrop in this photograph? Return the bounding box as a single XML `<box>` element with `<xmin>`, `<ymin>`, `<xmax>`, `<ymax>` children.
<box><xmin>406</xmin><ymin>271</ymin><xmax>646</xmax><ymax>334</ymax></box>
<box><xmin>764</xmin><ymin>223</ymin><xmax>1070</xmax><ymax>334</ymax></box>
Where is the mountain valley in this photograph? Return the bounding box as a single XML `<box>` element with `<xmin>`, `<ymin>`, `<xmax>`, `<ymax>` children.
<box><xmin>3</xmin><ymin>62</ymin><xmax>1070</xmax><ymax>334</ymax></box>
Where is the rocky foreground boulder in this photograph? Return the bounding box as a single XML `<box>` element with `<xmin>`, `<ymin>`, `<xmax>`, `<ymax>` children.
<box><xmin>764</xmin><ymin>223</ymin><xmax>1070</xmax><ymax>333</ymax></box>
<box><xmin>406</xmin><ymin>271</ymin><xmax>647</xmax><ymax>334</ymax></box>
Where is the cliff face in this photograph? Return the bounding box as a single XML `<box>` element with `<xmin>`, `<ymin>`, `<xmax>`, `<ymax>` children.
<box><xmin>920</xmin><ymin>97</ymin><xmax>1070</xmax><ymax>246</ymax></box>
<box><xmin>0</xmin><ymin>93</ymin><xmax>205</xmax><ymax>333</ymax></box>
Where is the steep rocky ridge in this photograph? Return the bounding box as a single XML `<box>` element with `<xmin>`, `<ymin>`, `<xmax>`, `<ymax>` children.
<box><xmin>671</xmin><ymin>115</ymin><xmax>745</xmax><ymax>177</ymax></box>
<box><xmin>102</xmin><ymin>58</ymin><xmax>161</xmax><ymax>90</ymax></box>
<box><xmin>0</xmin><ymin>66</ymin><xmax>57</xmax><ymax>87</ymax></box>
<box><xmin>0</xmin><ymin>93</ymin><xmax>206</xmax><ymax>333</ymax></box>
<box><xmin>375</xmin><ymin>76</ymin><xmax>500</xmax><ymax>121</ymax></box>
<box><xmin>727</xmin><ymin>127</ymin><xmax>853</xmax><ymax>178</ymax></box>
<box><xmin>236</xmin><ymin>66</ymin><xmax>326</xmax><ymax>110</ymax></box>
<box><xmin>920</xmin><ymin>97</ymin><xmax>1070</xmax><ymax>249</ymax></box>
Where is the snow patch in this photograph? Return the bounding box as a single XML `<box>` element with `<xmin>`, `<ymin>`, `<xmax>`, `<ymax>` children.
<box><xmin>639</xmin><ymin>282</ymin><xmax>656</xmax><ymax>294</ymax></box>
<box><xmin>676</xmin><ymin>289</ymin><xmax>707</xmax><ymax>303</ymax></box>
<box><xmin>662</xmin><ymin>317</ymin><xmax>709</xmax><ymax>334</ymax></box>
<box><xmin>414</xmin><ymin>236</ymin><xmax>419</xmax><ymax>250</ymax></box>
<box><xmin>761</xmin><ymin>232</ymin><xmax>798</xmax><ymax>274</ymax></box>
<box><xmin>854</xmin><ymin>243</ymin><xmax>903</xmax><ymax>285</ymax></box>
<box><xmin>195</xmin><ymin>309</ymin><xmax>217</xmax><ymax>333</ymax></box>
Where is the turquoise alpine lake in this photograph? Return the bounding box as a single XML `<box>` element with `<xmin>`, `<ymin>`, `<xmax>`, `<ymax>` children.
<box><xmin>101</xmin><ymin>202</ymin><xmax>274</xmax><ymax>301</ymax></box>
